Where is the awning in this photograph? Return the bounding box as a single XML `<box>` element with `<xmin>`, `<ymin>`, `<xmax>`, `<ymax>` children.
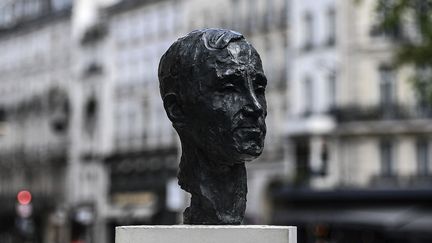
<box><xmin>273</xmin><ymin>207</ymin><xmax>432</xmax><ymax>233</ymax></box>
<box><xmin>271</xmin><ymin>188</ymin><xmax>432</xmax><ymax>234</ymax></box>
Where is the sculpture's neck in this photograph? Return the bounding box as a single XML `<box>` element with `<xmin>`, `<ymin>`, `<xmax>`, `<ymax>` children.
<box><xmin>179</xmin><ymin>146</ymin><xmax>247</xmax><ymax>225</ymax></box>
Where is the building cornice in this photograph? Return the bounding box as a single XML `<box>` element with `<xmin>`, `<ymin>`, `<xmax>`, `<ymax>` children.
<box><xmin>106</xmin><ymin>0</ymin><xmax>170</xmax><ymax>15</ymax></box>
<box><xmin>0</xmin><ymin>8</ymin><xmax>72</xmax><ymax>39</ymax></box>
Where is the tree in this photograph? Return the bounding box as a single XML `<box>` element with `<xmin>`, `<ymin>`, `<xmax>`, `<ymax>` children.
<box><xmin>375</xmin><ymin>0</ymin><xmax>432</xmax><ymax>104</ymax></box>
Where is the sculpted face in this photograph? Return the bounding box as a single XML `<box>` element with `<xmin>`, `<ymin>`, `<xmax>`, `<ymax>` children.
<box><xmin>183</xmin><ymin>40</ymin><xmax>267</xmax><ymax>165</ymax></box>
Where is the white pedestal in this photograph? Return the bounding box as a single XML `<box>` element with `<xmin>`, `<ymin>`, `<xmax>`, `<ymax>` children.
<box><xmin>116</xmin><ymin>225</ymin><xmax>296</xmax><ymax>243</ymax></box>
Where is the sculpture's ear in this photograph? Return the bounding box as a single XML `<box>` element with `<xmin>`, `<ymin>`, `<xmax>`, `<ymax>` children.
<box><xmin>163</xmin><ymin>93</ymin><xmax>185</xmax><ymax>126</ymax></box>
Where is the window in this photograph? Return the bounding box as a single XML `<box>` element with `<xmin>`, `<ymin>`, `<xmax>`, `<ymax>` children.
<box><xmin>379</xmin><ymin>66</ymin><xmax>396</xmax><ymax>110</ymax></box>
<box><xmin>52</xmin><ymin>0</ymin><xmax>72</xmax><ymax>11</ymax></box>
<box><xmin>417</xmin><ymin>139</ymin><xmax>430</xmax><ymax>176</ymax></box>
<box><xmin>263</xmin><ymin>0</ymin><xmax>274</xmax><ymax>31</ymax></box>
<box><xmin>371</xmin><ymin>0</ymin><xmax>401</xmax><ymax>38</ymax></box>
<box><xmin>3</xmin><ymin>4</ymin><xmax>12</xmax><ymax>26</ymax></box>
<box><xmin>327</xmin><ymin>72</ymin><xmax>337</xmax><ymax>110</ymax></box>
<box><xmin>279</xmin><ymin>0</ymin><xmax>289</xmax><ymax>28</ymax></box>
<box><xmin>23</xmin><ymin>1</ymin><xmax>33</xmax><ymax>17</ymax></box>
<box><xmin>202</xmin><ymin>9</ymin><xmax>211</xmax><ymax>28</ymax></box>
<box><xmin>231</xmin><ymin>0</ymin><xmax>240</xmax><ymax>30</ymax></box>
<box><xmin>246</xmin><ymin>0</ymin><xmax>258</xmax><ymax>32</ymax></box>
<box><xmin>0</xmin><ymin>108</ymin><xmax>5</xmax><ymax>123</ymax></box>
<box><xmin>0</xmin><ymin>8</ymin><xmax>5</xmax><ymax>27</ymax></box>
<box><xmin>294</xmin><ymin>138</ymin><xmax>311</xmax><ymax>186</ymax></box>
<box><xmin>13</xmin><ymin>1</ymin><xmax>24</xmax><ymax>20</ymax></box>
<box><xmin>84</xmin><ymin>96</ymin><xmax>98</xmax><ymax>135</ymax></box>
<box><xmin>326</xmin><ymin>7</ymin><xmax>336</xmax><ymax>46</ymax></box>
<box><xmin>319</xmin><ymin>141</ymin><xmax>329</xmax><ymax>176</ymax></box>
<box><xmin>114</xmin><ymin>111</ymin><xmax>124</xmax><ymax>149</ymax></box>
<box><xmin>158</xmin><ymin>6</ymin><xmax>170</xmax><ymax>37</ymax></box>
<box><xmin>415</xmin><ymin>67</ymin><xmax>432</xmax><ymax>116</ymax></box>
<box><xmin>33</xmin><ymin>0</ymin><xmax>42</xmax><ymax>16</ymax></box>
<box><xmin>128</xmin><ymin>108</ymin><xmax>136</xmax><ymax>146</ymax></box>
<box><xmin>303</xmin><ymin>12</ymin><xmax>314</xmax><ymax>50</ymax></box>
<box><xmin>380</xmin><ymin>140</ymin><xmax>394</xmax><ymax>176</ymax></box>
<box><xmin>303</xmin><ymin>76</ymin><xmax>313</xmax><ymax>115</ymax></box>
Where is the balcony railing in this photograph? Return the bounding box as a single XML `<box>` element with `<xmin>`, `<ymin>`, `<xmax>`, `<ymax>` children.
<box><xmin>330</xmin><ymin>103</ymin><xmax>432</xmax><ymax>122</ymax></box>
<box><xmin>370</xmin><ymin>174</ymin><xmax>432</xmax><ymax>189</ymax></box>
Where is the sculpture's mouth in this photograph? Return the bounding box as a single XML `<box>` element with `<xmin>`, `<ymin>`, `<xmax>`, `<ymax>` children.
<box><xmin>234</xmin><ymin>125</ymin><xmax>265</xmax><ymax>139</ymax></box>
<box><xmin>236</xmin><ymin>127</ymin><xmax>262</xmax><ymax>133</ymax></box>
<box><xmin>233</xmin><ymin>126</ymin><xmax>265</xmax><ymax>160</ymax></box>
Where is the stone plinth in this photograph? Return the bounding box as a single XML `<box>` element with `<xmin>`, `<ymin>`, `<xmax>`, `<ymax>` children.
<box><xmin>116</xmin><ymin>225</ymin><xmax>296</xmax><ymax>243</ymax></box>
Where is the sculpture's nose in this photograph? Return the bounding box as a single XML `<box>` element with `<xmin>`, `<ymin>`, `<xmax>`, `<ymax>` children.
<box><xmin>243</xmin><ymin>90</ymin><xmax>264</xmax><ymax>117</ymax></box>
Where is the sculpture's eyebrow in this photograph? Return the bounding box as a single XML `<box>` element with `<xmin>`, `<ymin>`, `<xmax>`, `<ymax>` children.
<box><xmin>220</xmin><ymin>70</ymin><xmax>243</xmax><ymax>82</ymax></box>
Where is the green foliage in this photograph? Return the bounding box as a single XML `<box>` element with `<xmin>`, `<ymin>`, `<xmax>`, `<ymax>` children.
<box><xmin>375</xmin><ymin>0</ymin><xmax>432</xmax><ymax>104</ymax></box>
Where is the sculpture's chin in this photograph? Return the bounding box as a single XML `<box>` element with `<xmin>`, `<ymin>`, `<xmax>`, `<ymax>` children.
<box><xmin>218</xmin><ymin>148</ymin><xmax>261</xmax><ymax>165</ymax></box>
<box><xmin>242</xmin><ymin>151</ymin><xmax>262</xmax><ymax>161</ymax></box>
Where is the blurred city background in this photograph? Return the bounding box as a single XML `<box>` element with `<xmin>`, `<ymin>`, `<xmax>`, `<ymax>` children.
<box><xmin>0</xmin><ymin>0</ymin><xmax>432</xmax><ymax>242</ymax></box>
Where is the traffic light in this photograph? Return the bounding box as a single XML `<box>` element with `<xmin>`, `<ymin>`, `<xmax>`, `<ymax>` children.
<box><xmin>16</xmin><ymin>190</ymin><xmax>33</xmax><ymax>218</ymax></box>
<box><xmin>15</xmin><ymin>190</ymin><xmax>35</xmax><ymax>241</ymax></box>
<box><xmin>17</xmin><ymin>190</ymin><xmax>32</xmax><ymax>205</ymax></box>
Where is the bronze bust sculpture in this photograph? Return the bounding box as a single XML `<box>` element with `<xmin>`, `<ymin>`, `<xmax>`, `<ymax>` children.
<box><xmin>158</xmin><ymin>28</ymin><xmax>267</xmax><ymax>224</ymax></box>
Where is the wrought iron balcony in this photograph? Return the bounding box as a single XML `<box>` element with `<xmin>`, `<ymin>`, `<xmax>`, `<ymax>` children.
<box><xmin>330</xmin><ymin>103</ymin><xmax>432</xmax><ymax>122</ymax></box>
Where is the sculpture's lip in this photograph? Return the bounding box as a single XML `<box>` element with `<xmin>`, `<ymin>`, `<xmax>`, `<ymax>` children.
<box><xmin>235</xmin><ymin>125</ymin><xmax>264</xmax><ymax>131</ymax></box>
<box><xmin>235</xmin><ymin>127</ymin><xmax>262</xmax><ymax>132</ymax></box>
<box><xmin>235</xmin><ymin>127</ymin><xmax>264</xmax><ymax>138</ymax></box>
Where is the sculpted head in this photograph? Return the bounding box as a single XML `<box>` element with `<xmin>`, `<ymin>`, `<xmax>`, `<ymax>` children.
<box><xmin>158</xmin><ymin>29</ymin><xmax>267</xmax><ymax>167</ymax></box>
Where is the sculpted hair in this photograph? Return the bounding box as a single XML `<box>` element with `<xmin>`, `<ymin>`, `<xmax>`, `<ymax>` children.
<box><xmin>158</xmin><ymin>28</ymin><xmax>245</xmax><ymax>102</ymax></box>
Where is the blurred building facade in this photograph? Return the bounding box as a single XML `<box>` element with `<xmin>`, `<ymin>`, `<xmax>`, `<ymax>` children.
<box><xmin>272</xmin><ymin>0</ymin><xmax>432</xmax><ymax>242</ymax></box>
<box><xmin>1</xmin><ymin>0</ymin><xmax>432</xmax><ymax>243</ymax></box>
<box><xmin>0</xmin><ymin>0</ymin><xmax>72</xmax><ymax>242</ymax></box>
<box><xmin>73</xmin><ymin>0</ymin><xmax>291</xmax><ymax>241</ymax></box>
<box><xmin>286</xmin><ymin>0</ymin><xmax>338</xmax><ymax>187</ymax></box>
<box><xmin>102</xmin><ymin>0</ymin><xmax>182</xmax><ymax>235</ymax></box>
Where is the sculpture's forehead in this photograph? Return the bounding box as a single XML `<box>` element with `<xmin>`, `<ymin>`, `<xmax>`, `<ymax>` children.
<box><xmin>210</xmin><ymin>42</ymin><xmax>263</xmax><ymax>77</ymax></box>
<box><xmin>226</xmin><ymin>41</ymin><xmax>254</xmax><ymax>64</ymax></box>
<box><xmin>188</xmin><ymin>41</ymin><xmax>264</xmax><ymax>93</ymax></box>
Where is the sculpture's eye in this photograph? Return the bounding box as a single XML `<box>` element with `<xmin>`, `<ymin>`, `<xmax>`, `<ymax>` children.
<box><xmin>254</xmin><ymin>75</ymin><xmax>267</xmax><ymax>96</ymax></box>
<box><xmin>220</xmin><ymin>83</ymin><xmax>238</xmax><ymax>93</ymax></box>
<box><xmin>255</xmin><ymin>85</ymin><xmax>266</xmax><ymax>95</ymax></box>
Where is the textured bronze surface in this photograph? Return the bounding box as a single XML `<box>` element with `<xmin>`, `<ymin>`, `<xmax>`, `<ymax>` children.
<box><xmin>158</xmin><ymin>28</ymin><xmax>267</xmax><ymax>224</ymax></box>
